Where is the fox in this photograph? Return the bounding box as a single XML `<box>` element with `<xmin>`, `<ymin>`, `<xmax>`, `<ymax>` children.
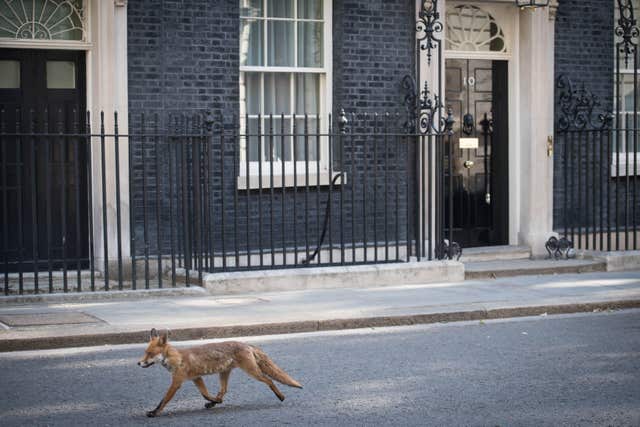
<box><xmin>137</xmin><ymin>328</ymin><xmax>303</xmax><ymax>417</ymax></box>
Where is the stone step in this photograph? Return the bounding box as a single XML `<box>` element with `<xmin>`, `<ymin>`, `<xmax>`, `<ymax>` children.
<box><xmin>202</xmin><ymin>261</ymin><xmax>464</xmax><ymax>295</ymax></box>
<box><xmin>459</xmin><ymin>245</ymin><xmax>531</xmax><ymax>263</ymax></box>
<box><xmin>464</xmin><ymin>259</ymin><xmax>607</xmax><ymax>280</ymax></box>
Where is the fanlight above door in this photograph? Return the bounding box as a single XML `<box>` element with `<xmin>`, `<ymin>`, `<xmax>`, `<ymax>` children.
<box><xmin>445</xmin><ymin>5</ymin><xmax>507</xmax><ymax>53</ymax></box>
<box><xmin>0</xmin><ymin>0</ymin><xmax>85</xmax><ymax>41</ymax></box>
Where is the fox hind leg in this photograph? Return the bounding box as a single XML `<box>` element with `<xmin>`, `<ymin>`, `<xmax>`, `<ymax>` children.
<box><xmin>238</xmin><ymin>353</ymin><xmax>285</xmax><ymax>402</ymax></box>
<box><xmin>211</xmin><ymin>370</ymin><xmax>232</xmax><ymax>406</ymax></box>
<box><xmin>193</xmin><ymin>377</ymin><xmax>222</xmax><ymax>409</ymax></box>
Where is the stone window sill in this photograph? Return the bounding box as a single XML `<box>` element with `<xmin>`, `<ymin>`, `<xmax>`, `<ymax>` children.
<box><xmin>610</xmin><ymin>156</ymin><xmax>640</xmax><ymax>177</ymax></box>
<box><xmin>237</xmin><ymin>172</ymin><xmax>346</xmax><ymax>190</ymax></box>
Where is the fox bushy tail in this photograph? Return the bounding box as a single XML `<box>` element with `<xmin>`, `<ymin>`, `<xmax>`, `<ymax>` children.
<box><xmin>252</xmin><ymin>347</ymin><xmax>303</xmax><ymax>389</ymax></box>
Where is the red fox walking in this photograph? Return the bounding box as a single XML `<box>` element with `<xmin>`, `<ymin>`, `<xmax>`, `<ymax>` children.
<box><xmin>137</xmin><ymin>328</ymin><xmax>303</xmax><ymax>417</ymax></box>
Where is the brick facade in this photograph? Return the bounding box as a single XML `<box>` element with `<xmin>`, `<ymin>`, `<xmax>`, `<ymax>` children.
<box><xmin>553</xmin><ymin>0</ymin><xmax>640</xmax><ymax>237</ymax></box>
<box><xmin>127</xmin><ymin>0</ymin><xmax>414</xmax><ymax>258</ymax></box>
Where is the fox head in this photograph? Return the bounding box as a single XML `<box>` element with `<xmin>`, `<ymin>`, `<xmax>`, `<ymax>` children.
<box><xmin>138</xmin><ymin>328</ymin><xmax>169</xmax><ymax>368</ymax></box>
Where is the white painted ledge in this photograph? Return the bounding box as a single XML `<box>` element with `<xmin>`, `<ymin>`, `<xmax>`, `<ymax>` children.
<box><xmin>203</xmin><ymin>261</ymin><xmax>464</xmax><ymax>295</ymax></box>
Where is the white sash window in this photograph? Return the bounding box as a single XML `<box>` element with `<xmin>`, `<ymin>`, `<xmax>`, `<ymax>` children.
<box><xmin>239</xmin><ymin>0</ymin><xmax>332</xmax><ymax>188</ymax></box>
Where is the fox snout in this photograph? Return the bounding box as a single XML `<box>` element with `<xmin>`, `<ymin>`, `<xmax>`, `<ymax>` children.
<box><xmin>138</xmin><ymin>359</ymin><xmax>154</xmax><ymax>368</ymax></box>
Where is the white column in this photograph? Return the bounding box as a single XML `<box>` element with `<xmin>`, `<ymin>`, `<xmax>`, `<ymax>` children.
<box><xmin>416</xmin><ymin>0</ymin><xmax>447</xmax><ymax>257</ymax></box>
<box><xmin>88</xmin><ymin>0</ymin><xmax>131</xmax><ymax>269</ymax></box>
<box><xmin>517</xmin><ymin>6</ymin><xmax>556</xmax><ymax>256</ymax></box>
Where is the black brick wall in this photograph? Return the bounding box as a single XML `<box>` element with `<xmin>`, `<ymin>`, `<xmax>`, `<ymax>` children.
<box><xmin>553</xmin><ymin>0</ymin><xmax>611</xmax><ymax>230</ymax></box>
<box><xmin>554</xmin><ymin>0</ymin><xmax>614</xmax><ymax>113</ymax></box>
<box><xmin>333</xmin><ymin>0</ymin><xmax>414</xmax><ymax>111</ymax></box>
<box><xmin>127</xmin><ymin>0</ymin><xmax>415</xmax><ymax>260</ymax></box>
<box><xmin>554</xmin><ymin>0</ymin><xmax>640</xmax><ymax>240</ymax></box>
<box><xmin>128</xmin><ymin>0</ymin><xmax>239</xmax><ymax>117</ymax></box>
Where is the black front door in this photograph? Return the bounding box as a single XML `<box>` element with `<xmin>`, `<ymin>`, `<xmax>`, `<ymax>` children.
<box><xmin>444</xmin><ymin>58</ymin><xmax>509</xmax><ymax>248</ymax></box>
<box><xmin>0</xmin><ymin>49</ymin><xmax>87</xmax><ymax>272</ymax></box>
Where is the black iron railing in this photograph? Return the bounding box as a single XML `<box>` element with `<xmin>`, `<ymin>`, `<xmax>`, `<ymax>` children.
<box><xmin>553</xmin><ymin>0</ymin><xmax>640</xmax><ymax>251</ymax></box>
<box><xmin>555</xmin><ymin>110</ymin><xmax>640</xmax><ymax>251</ymax></box>
<box><xmin>1</xmin><ymin>108</ymin><xmax>451</xmax><ymax>294</ymax></box>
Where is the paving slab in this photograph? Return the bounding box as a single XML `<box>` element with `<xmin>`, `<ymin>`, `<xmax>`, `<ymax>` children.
<box><xmin>0</xmin><ymin>270</ymin><xmax>639</xmax><ymax>351</ymax></box>
<box><xmin>464</xmin><ymin>259</ymin><xmax>606</xmax><ymax>279</ymax></box>
<box><xmin>0</xmin><ymin>312</ymin><xmax>102</xmax><ymax>327</ymax></box>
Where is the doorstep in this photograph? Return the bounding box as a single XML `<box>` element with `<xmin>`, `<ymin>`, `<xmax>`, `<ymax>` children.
<box><xmin>459</xmin><ymin>245</ymin><xmax>531</xmax><ymax>263</ymax></box>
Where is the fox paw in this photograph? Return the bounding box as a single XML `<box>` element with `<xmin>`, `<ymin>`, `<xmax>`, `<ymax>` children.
<box><xmin>146</xmin><ymin>410</ymin><xmax>158</xmax><ymax>418</ymax></box>
<box><xmin>205</xmin><ymin>401</ymin><xmax>218</xmax><ymax>409</ymax></box>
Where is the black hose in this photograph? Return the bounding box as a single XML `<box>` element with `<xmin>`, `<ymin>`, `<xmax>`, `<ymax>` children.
<box><xmin>301</xmin><ymin>172</ymin><xmax>344</xmax><ymax>264</ymax></box>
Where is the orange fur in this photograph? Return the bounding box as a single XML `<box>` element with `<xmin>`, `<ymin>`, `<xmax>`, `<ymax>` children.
<box><xmin>138</xmin><ymin>328</ymin><xmax>302</xmax><ymax>417</ymax></box>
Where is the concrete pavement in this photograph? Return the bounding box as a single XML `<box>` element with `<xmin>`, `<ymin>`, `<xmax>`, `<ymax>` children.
<box><xmin>1</xmin><ymin>270</ymin><xmax>640</xmax><ymax>351</ymax></box>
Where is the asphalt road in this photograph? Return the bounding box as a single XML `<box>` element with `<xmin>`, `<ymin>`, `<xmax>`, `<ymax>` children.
<box><xmin>1</xmin><ymin>310</ymin><xmax>639</xmax><ymax>427</ymax></box>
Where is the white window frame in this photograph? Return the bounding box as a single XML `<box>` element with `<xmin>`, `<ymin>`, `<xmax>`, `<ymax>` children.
<box><xmin>612</xmin><ymin>0</ymin><xmax>640</xmax><ymax>176</ymax></box>
<box><xmin>238</xmin><ymin>0</ymin><xmax>333</xmax><ymax>189</ymax></box>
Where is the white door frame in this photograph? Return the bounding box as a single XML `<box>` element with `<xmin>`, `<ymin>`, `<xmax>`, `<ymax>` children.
<box><xmin>440</xmin><ymin>0</ymin><xmax>520</xmax><ymax>246</ymax></box>
<box><xmin>420</xmin><ymin>0</ymin><xmax>557</xmax><ymax>255</ymax></box>
<box><xmin>0</xmin><ymin>0</ymin><xmax>130</xmax><ymax>264</ymax></box>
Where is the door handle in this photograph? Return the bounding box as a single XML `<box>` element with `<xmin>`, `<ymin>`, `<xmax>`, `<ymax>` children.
<box><xmin>463</xmin><ymin>160</ymin><xmax>474</xmax><ymax>169</ymax></box>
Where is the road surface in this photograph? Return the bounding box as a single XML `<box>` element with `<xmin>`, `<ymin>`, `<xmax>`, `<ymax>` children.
<box><xmin>1</xmin><ymin>310</ymin><xmax>639</xmax><ymax>426</ymax></box>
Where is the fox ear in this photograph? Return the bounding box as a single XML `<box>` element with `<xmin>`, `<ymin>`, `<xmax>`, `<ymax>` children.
<box><xmin>159</xmin><ymin>329</ymin><xmax>169</xmax><ymax>344</ymax></box>
<box><xmin>150</xmin><ymin>328</ymin><xmax>159</xmax><ymax>339</ymax></box>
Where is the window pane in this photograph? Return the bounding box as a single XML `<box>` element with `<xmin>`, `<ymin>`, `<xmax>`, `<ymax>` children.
<box><xmin>295</xmin><ymin>118</ymin><xmax>318</xmax><ymax>161</ymax></box>
<box><xmin>240</xmin><ymin>0</ymin><xmax>263</xmax><ymax>17</ymax></box>
<box><xmin>295</xmin><ymin>73</ymin><xmax>319</xmax><ymax>114</ymax></box>
<box><xmin>0</xmin><ymin>60</ymin><xmax>20</xmax><ymax>88</ymax></box>
<box><xmin>264</xmin><ymin>73</ymin><xmax>291</xmax><ymax>115</ymax></box>
<box><xmin>623</xmin><ymin>82</ymin><xmax>635</xmax><ymax>113</ymax></box>
<box><xmin>267</xmin><ymin>0</ymin><xmax>294</xmax><ymax>17</ymax></box>
<box><xmin>240</xmin><ymin>19</ymin><xmax>263</xmax><ymax>66</ymax></box>
<box><xmin>297</xmin><ymin>0</ymin><xmax>323</xmax><ymax>19</ymax></box>
<box><xmin>445</xmin><ymin>5</ymin><xmax>507</xmax><ymax>53</ymax></box>
<box><xmin>620</xmin><ymin>74</ymin><xmax>639</xmax><ymax>153</ymax></box>
<box><xmin>0</xmin><ymin>13</ymin><xmax>14</xmax><ymax>38</ymax></box>
<box><xmin>297</xmin><ymin>22</ymin><xmax>323</xmax><ymax>67</ymax></box>
<box><xmin>273</xmin><ymin>117</ymin><xmax>292</xmax><ymax>161</ymax></box>
<box><xmin>46</xmin><ymin>61</ymin><xmax>75</xmax><ymax>89</ymax></box>
<box><xmin>240</xmin><ymin>72</ymin><xmax>261</xmax><ymax>115</ymax></box>
<box><xmin>267</xmin><ymin>21</ymin><xmax>294</xmax><ymax>66</ymax></box>
<box><xmin>247</xmin><ymin>118</ymin><xmax>261</xmax><ymax>161</ymax></box>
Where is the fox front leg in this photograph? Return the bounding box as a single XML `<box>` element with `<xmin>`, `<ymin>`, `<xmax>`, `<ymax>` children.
<box><xmin>192</xmin><ymin>377</ymin><xmax>222</xmax><ymax>409</ymax></box>
<box><xmin>147</xmin><ymin>378</ymin><xmax>182</xmax><ymax>417</ymax></box>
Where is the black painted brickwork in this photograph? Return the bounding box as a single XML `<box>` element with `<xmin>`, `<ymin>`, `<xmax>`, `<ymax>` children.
<box><xmin>553</xmin><ymin>0</ymin><xmax>640</xmax><ymax>239</ymax></box>
<box><xmin>333</xmin><ymin>0</ymin><xmax>415</xmax><ymax>112</ymax></box>
<box><xmin>127</xmin><ymin>0</ymin><xmax>415</xmax><ymax>259</ymax></box>
<box><xmin>554</xmin><ymin>0</ymin><xmax>611</xmax><ymax>230</ymax></box>
<box><xmin>127</xmin><ymin>0</ymin><xmax>239</xmax><ymax>117</ymax></box>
